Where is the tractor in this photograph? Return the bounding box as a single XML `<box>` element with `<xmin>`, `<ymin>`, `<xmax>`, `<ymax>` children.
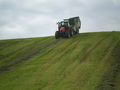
<box><xmin>55</xmin><ymin>16</ymin><xmax>81</xmax><ymax>39</ymax></box>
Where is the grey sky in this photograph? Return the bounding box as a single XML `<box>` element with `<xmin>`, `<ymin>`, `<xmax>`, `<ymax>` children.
<box><xmin>0</xmin><ymin>0</ymin><xmax>120</xmax><ymax>39</ymax></box>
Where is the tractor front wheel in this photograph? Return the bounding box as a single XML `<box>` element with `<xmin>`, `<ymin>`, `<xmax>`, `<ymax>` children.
<box><xmin>55</xmin><ymin>31</ymin><xmax>60</xmax><ymax>39</ymax></box>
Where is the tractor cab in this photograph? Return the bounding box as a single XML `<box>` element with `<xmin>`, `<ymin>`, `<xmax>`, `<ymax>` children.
<box><xmin>58</xmin><ymin>21</ymin><xmax>69</xmax><ymax>33</ymax></box>
<box><xmin>58</xmin><ymin>21</ymin><xmax>69</xmax><ymax>27</ymax></box>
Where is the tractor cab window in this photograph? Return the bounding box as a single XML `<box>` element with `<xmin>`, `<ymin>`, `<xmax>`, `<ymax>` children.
<box><xmin>58</xmin><ymin>22</ymin><xmax>68</xmax><ymax>27</ymax></box>
<box><xmin>61</xmin><ymin>22</ymin><xmax>64</xmax><ymax>26</ymax></box>
<box><xmin>58</xmin><ymin>23</ymin><xmax>62</xmax><ymax>27</ymax></box>
<box><xmin>61</xmin><ymin>22</ymin><xmax>68</xmax><ymax>26</ymax></box>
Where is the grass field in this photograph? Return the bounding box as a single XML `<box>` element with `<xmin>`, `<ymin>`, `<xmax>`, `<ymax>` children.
<box><xmin>0</xmin><ymin>32</ymin><xmax>120</xmax><ymax>90</ymax></box>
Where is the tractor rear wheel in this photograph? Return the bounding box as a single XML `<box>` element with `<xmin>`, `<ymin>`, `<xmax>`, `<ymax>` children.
<box><xmin>55</xmin><ymin>31</ymin><xmax>60</xmax><ymax>39</ymax></box>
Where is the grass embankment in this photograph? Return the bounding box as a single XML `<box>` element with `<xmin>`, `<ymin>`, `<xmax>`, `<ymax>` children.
<box><xmin>0</xmin><ymin>32</ymin><xmax>120</xmax><ymax>90</ymax></box>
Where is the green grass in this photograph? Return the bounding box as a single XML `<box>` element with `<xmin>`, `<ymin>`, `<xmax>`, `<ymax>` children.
<box><xmin>0</xmin><ymin>32</ymin><xmax>120</xmax><ymax>90</ymax></box>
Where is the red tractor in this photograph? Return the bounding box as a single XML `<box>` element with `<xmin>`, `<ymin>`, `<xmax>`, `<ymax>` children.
<box><xmin>55</xmin><ymin>16</ymin><xmax>81</xmax><ymax>39</ymax></box>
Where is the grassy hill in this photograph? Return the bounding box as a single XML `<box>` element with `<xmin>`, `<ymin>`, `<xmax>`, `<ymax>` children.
<box><xmin>0</xmin><ymin>32</ymin><xmax>120</xmax><ymax>90</ymax></box>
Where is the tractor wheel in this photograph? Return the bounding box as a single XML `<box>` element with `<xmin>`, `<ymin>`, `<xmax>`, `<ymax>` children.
<box><xmin>65</xmin><ymin>31</ymin><xmax>71</xmax><ymax>38</ymax></box>
<box><xmin>55</xmin><ymin>31</ymin><xmax>60</xmax><ymax>39</ymax></box>
<box><xmin>76</xmin><ymin>30</ymin><xmax>79</xmax><ymax>34</ymax></box>
<box><xmin>70</xmin><ymin>30</ymin><xmax>74</xmax><ymax>37</ymax></box>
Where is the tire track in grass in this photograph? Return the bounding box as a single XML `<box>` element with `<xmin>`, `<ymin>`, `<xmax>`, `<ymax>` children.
<box><xmin>0</xmin><ymin>40</ymin><xmax>23</xmax><ymax>59</ymax></box>
<box><xmin>79</xmin><ymin>32</ymin><xmax>112</xmax><ymax>62</ymax></box>
<box><xmin>0</xmin><ymin>39</ymin><xmax>61</xmax><ymax>72</ymax></box>
<box><xmin>0</xmin><ymin>40</ymin><xmax>22</xmax><ymax>50</ymax></box>
<box><xmin>1</xmin><ymin>38</ymin><xmax>49</xmax><ymax>59</ymax></box>
<box><xmin>96</xmin><ymin>40</ymin><xmax>120</xmax><ymax>90</ymax></box>
<box><xmin>0</xmin><ymin>37</ymin><xmax>50</xmax><ymax>67</ymax></box>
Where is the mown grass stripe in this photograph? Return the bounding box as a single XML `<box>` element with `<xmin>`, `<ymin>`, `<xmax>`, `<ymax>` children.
<box><xmin>0</xmin><ymin>39</ymin><xmax>60</xmax><ymax>72</ymax></box>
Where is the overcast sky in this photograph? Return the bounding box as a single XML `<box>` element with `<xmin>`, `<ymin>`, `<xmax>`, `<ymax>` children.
<box><xmin>0</xmin><ymin>0</ymin><xmax>120</xmax><ymax>39</ymax></box>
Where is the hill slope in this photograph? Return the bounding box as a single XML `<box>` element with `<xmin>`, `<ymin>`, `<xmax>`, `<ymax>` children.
<box><xmin>0</xmin><ymin>32</ymin><xmax>120</xmax><ymax>90</ymax></box>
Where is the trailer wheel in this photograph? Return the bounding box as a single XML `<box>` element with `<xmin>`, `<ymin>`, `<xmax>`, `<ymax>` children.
<box><xmin>55</xmin><ymin>31</ymin><xmax>60</xmax><ymax>39</ymax></box>
<box><xmin>65</xmin><ymin>31</ymin><xmax>71</xmax><ymax>38</ymax></box>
